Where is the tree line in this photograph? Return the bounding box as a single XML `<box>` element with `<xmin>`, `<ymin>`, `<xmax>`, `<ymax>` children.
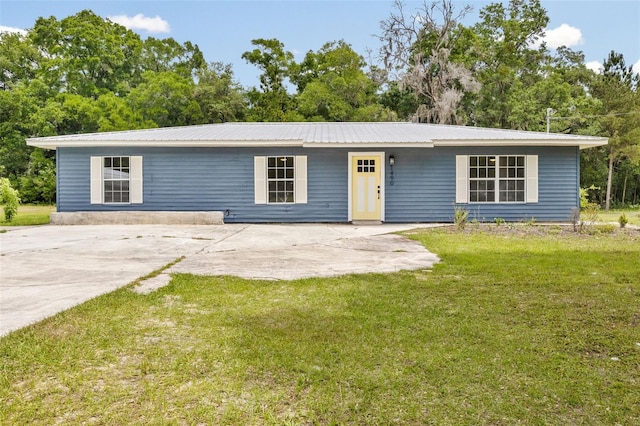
<box><xmin>1</xmin><ymin>1</ymin><xmax>639</xmax><ymax>209</ymax></box>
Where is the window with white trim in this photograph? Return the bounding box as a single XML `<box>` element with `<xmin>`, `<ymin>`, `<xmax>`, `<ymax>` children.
<box><xmin>254</xmin><ymin>155</ymin><xmax>307</xmax><ymax>205</ymax></box>
<box><xmin>456</xmin><ymin>155</ymin><xmax>537</xmax><ymax>204</ymax></box>
<box><xmin>90</xmin><ymin>156</ymin><xmax>143</xmax><ymax>204</ymax></box>
<box><xmin>267</xmin><ymin>156</ymin><xmax>294</xmax><ymax>203</ymax></box>
<box><xmin>103</xmin><ymin>156</ymin><xmax>130</xmax><ymax>203</ymax></box>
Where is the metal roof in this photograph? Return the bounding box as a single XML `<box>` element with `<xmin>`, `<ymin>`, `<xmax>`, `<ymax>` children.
<box><xmin>27</xmin><ymin>122</ymin><xmax>608</xmax><ymax>150</ymax></box>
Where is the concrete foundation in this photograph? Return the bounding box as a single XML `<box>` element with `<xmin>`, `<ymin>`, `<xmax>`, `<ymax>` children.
<box><xmin>50</xmin><ymin>211</ymin><xmax>224</xmax><ymax>225</ymax></box>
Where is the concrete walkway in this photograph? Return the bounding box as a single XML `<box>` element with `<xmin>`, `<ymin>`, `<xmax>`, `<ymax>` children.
<box><xmin>0</xmin><ymin>224</ymin><xmax>439</xmax><ymax>336</ymax></box>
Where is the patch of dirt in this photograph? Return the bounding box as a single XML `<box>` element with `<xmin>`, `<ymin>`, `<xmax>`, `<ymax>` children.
<box><xmin>439</xmin><ymin>223</ymin><xmax>640</xmax><ymax>239</ymax></box>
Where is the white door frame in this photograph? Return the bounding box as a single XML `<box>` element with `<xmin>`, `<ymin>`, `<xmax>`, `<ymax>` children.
<box><xmin>348</xmin><ymin>152</ymin><xmax>385</xmax><ymax>222</ymax></box>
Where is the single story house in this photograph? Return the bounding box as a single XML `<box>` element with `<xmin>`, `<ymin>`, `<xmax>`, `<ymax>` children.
<box><xmin>27</xmin><ymin>122</ymin><xmax>608</xmax><ymax>224</ymax></box>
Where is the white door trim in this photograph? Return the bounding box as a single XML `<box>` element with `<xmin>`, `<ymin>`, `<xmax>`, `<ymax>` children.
<box><xmin>348</xmin><ymin>152</ymin><xmax>385</xmax><ymax>222</ymax></box>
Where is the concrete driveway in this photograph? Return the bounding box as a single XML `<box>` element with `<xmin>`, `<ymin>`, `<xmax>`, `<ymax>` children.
<box><xmin>0</xmin><ymin>224</ymin><xmax>439</xmax><ymax>336</ymax></box>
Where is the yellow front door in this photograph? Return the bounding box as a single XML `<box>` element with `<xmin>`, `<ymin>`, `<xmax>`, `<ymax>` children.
<box><xmin>351</xmin><ymin>155</ymin><xmax>382</xmax><ymax>220</ymax></box>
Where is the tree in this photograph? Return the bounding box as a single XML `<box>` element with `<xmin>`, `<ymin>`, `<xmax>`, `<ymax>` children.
<box><xmin>127</xmin><ymin>71</ymin><xmax>203</xmax><ymax>127</ymax></box>
<box><xmin>18</xmin><ymin>149</ymin><xmax>56</xmax><ymax>204</ymax></box>
<box><xmin>590</xmin><ymin>51</ymin><xmax>640</xmax><ymax>211</ymax></box>
<box><xmin>294</xmin><ymin>40</ymin><xmax>392</xmax><ymax>121</ymax></box>
<box><xmin>378</xmin><ymin>0</ymin><xmax>479</xmax><ymax>124</ymax></box>
<box><xmin>194</xmin><ymin>62</ymin><xmax>247</xmax><ymax>123</ymax></box>
<box><xmin>0</xmin><ymin>177</ymin><xmax>20</xmax><ymax>221</ymax></box>
<box><xmin>30</xmin><ymin>10</ymin><xmax>144</xmax><ymax>97</ymax></box>
<box><xmin>241</xmin><ymin>38</ymin><xmax>296</xmax><ymax>121</ymax></box>
<box><xmin>141</xmin><ymin>37</ymin><xmax>206</xmax><ymax>79</ymax></box>
<box><xmin>0</xmin><ymin>31</ymin><xmax>41</xmax><ymax>90</ymax></box>
<box><xmin>471</xmin><ymin>0</ymin><xmax>549</xmax><ymax>128</ymax></box>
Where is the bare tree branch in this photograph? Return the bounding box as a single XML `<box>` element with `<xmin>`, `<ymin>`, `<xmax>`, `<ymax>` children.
<box><xmin>378</xmin><ymin>0</ymin><xmax>479</xmax><ymax>124</ymax></box>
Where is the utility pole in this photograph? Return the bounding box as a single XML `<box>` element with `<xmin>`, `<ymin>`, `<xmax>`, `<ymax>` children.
<box><xmin>546</xmin><ymin>108</ymin><xmax>555</xmax><ymax>133</ymax></box>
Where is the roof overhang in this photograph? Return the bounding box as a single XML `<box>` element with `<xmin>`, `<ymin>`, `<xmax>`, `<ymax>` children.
<box><xmin>302</xmin><ymin>142</ymin><xmax>434</xmax><ymax>148</ymax></box>
<box><xmin>433</xmin><ymin>139</ymin><xmax>608</xmax><ymax>150</ymax></box>
<box><xmin>26</xmin><ymin>139</ymin><xmax>306</xmax><ymax>150</ymax></box>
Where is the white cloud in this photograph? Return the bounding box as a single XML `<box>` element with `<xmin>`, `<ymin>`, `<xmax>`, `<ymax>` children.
<box><xmin>0</xmin><ymin>25</ymin><xmax>27</xmax><ymax>36</ymax></box>
<box><xmin>586</xmin><ymin>61</ymin><xmax>603</xmax><ymax>73</ymax></box>
<box><xmin>544</xmin><ymin>23</ymin><xmax>584</xmax><ymax>49</ymax></box>
<box><xmin>633</xmin><ymin>59</ymin><xmax>640</xmax><ymax>75</ymax></box>
<box><xmin>107</xmin><ymin>14</ymin><xmax>170</xmax><ymax>34</ymax></box>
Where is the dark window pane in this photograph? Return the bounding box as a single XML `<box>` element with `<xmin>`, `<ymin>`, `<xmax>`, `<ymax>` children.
<box><xmin>121</xmin><ymin>157</ymin><xmax>129</xmax><ymax>168</ymax></box>
<box><xmin>499</xmin><ymin>157</ymin><xmax>507</xmax><ymax>167</ymax></box>
<box><xmin>517</xmin><ymin>156</ymin><xmax>524</xmax><ymax>167</ymax></box>
<box><xmin>487</xmin><ymin>192</ymin><xmax>495</xmax><ymax>202</ymax></box>
<box><xmin>479</xmin><ymin>156</ymin><xmax>486</xmax><ymax>166</ymax></box>
<box><xmin>517</xmin><ymin>168</ymin><xmax>524</xmax><ymax>178</ymax></box>
<box><xmin>488</xmin><ymin>167</ymin><xmax>495</xmax><ymax>178</ymax></box>
<box><xmin>470</xmin><ymin>157</ymin><xmax>477</xmax><ymax>166</ymax></box>
<box><xmin>286</xmin><ymin>169</ymin><xmax>294</xmax><ymax>179</ymax></box>
<box><xmin>122</xmin><ymin>193</ymin><xmax>130</xmax><ymax>203</ymax></box>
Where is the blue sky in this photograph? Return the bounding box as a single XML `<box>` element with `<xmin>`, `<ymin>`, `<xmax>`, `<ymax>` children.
<box><xmin>1</xmin><ymin>0</ymin><xmax>639</xmax><ymax>88</ymax></box>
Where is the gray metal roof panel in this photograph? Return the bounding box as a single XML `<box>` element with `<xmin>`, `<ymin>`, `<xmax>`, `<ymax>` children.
<box><xmin>26</xmin><ymin>122</ymin><xmax>608</xmax><ymax>148</ymax></box>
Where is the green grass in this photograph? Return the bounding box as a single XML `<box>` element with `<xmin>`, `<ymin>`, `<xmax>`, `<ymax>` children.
<box><xmin>596</xmin><ymin>208</ymin><xmax>640</xmax><ymax>226</ymax></box>
<box><xmin>0</xmin><ymin>204</ymin><xmax>54</xmax><ymax>226</ymax></box>
<box><xmin>1</xmin><ymin>227</ymin><xmax>639</xmax><ymax>424</ymax></box>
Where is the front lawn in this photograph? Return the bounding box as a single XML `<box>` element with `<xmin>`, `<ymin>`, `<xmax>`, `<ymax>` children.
<box><xmin>1</xmin><ymin>227</ymin><xmax>638</xmax><ymax>424</ymax></box>
<box><xmin>0</xmin><ymin>204</ymin><xmax>54</xmax><ymax>226</ymax></box>
<box><xmin>596</xmin><ymin>208</ymin><xmax>640</xmax><ymax>226</ymax></box>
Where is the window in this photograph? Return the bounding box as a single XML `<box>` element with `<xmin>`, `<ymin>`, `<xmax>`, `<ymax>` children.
<box><xmin>103</xmin><ymin>156</ymin><xmax>130</xmax><ymax>203</ymax></box>
<box><xmin>267</xmin><ymin>156</ymin><xmax>295</xmax><ymax>203</ymax></box>
<box><xmin>254</xmin><ymin>156</ymin><xmax>307</xmax><ymax>205</ymax></box>
<box><xmin>469</xmin><ymin>156</ymin><xmax>496</xmax><ymax>202</ymax></box>
<box><xmin>456</xmin><ymin>155</ymin><xmax>537</xmax><ymax>204</ymax></box>
<box><xmin>357</xmin><ymin>159</ymin><xmax>376</xmax><ymax>173</ymax></box>
<box><xmin>90</xmin><ymin>156</ymin><xmax>143</xmax><ymax>204</ymax></box>
<box><xmin>498</xmin><ymin>156</ymin><xmax>525</xmax><ymax>202</ymax></box>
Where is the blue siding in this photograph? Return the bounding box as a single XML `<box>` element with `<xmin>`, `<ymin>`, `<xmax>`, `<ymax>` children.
<box><xmin>57</xmin><ymin>146</ymin><xmax>580</xmax><ymax>222</ymax></box>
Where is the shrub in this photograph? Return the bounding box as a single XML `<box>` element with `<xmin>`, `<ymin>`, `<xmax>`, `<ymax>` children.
<box><xmin>494</xmin><ymin>217</ymin><xmax>505</xmax><ymax>226</ymax></box>
<box><xmin>577</xmin><ymin>203</ymin><xmax>600</xmax><ymax>234</ymax></box>
<box><xmin>619</xmin><ymin>213</ymin><xmax>628</xmax><ymax>228</ymax></box>
<box><xmin>0</xmin><ymin>178</ymin><xmax>21</xmax><ymax>222</ymax></box>
<box><xmin>453</xmin><ymin>206</ymin><xmax>468</xmax><ymax>229</ymax></box>
<box><xmin>595</xmin><ymin>224</ymin><xmax>616</xmax><ymax>234</ymax></box>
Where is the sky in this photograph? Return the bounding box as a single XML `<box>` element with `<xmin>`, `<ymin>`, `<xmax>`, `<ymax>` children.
<box><xmin>1</xmin><ymin>0</ymin><xmax>639</xmax><ymax>89</ymax></box>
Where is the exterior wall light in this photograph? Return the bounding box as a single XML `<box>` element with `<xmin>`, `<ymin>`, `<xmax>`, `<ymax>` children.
<box><xmin>389</xmin><ymin>155</ymin><xmax>395</xmax><ymax>167</ymax></box>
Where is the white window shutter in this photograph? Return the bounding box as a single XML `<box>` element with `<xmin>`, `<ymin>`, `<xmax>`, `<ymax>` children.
<box><xmin>130</xmin><ymin>156</ymin><xmax>143</xmax><ymax>204</ymax></box>
<box><xmin>254</xmin><ymin>156</ymin><xmax>267</xmax><ymax>204</ymax></box>
<box><xmin>455</xmin><ymin>155</ymin><xmax>468</xmax><ymax>203</ymax></box>
<box><xmin>295</xmin><ymin>155</ymin><xmax>307</xmax><ymax>204</ymax></box>
<box><xmin>526</xmin><ymin>155</ymin><xmax>538</xmax><ymax>203</ymax></box>
<box><xmin>90</xmin><ymin>156</ymin><xmax>103</xmax><ymax>204</ymax></box>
